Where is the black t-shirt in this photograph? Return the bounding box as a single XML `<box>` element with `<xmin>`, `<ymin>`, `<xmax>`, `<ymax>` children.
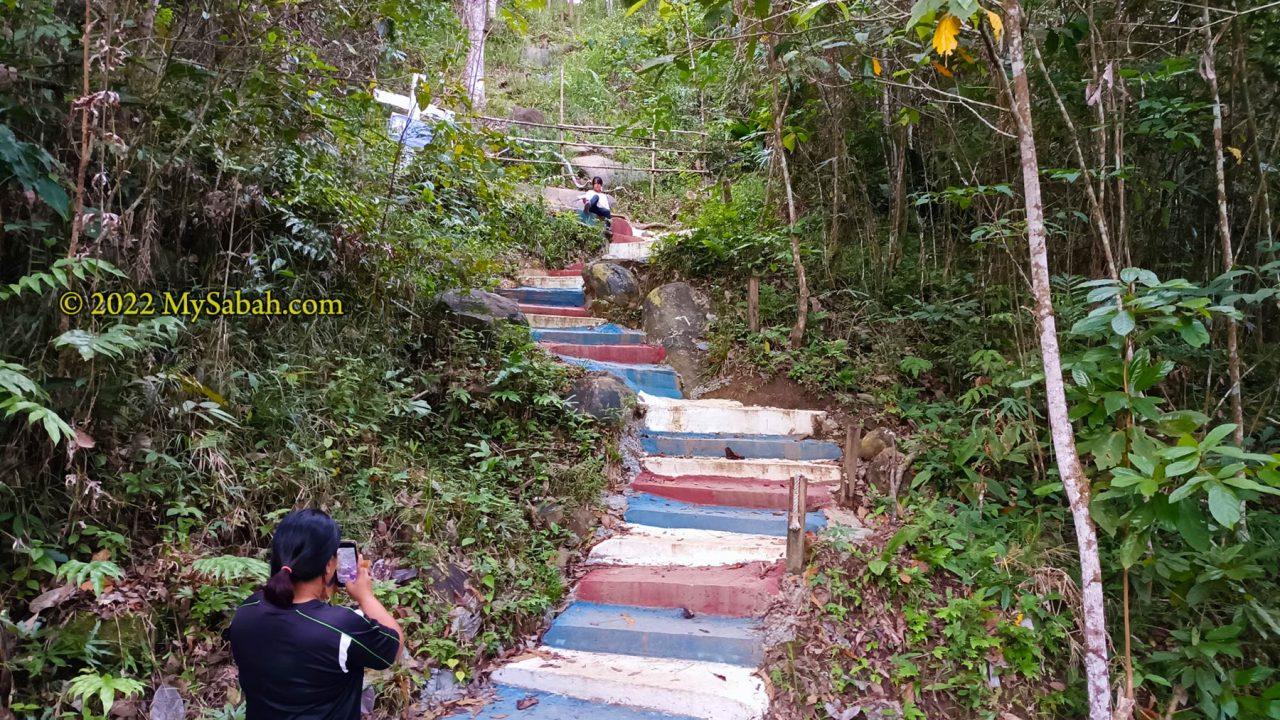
<box><xmin>229</xmin><ymin>592</ymin><xmax>401</xmax><ymax>720</ymax></box>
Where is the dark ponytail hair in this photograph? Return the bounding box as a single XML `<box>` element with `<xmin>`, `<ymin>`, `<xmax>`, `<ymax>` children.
<box><xmin>263</xmin><ymin>509</ymin><xmax>341</xmax><ymax>608</ymax></box>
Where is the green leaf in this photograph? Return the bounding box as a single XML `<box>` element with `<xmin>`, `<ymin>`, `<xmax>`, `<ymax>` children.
<box><xmin>906</xmin><ymin>0</ymin><xmax>944</xmax><ymax>29</ymax></box>
<box><xmin>636</xmin><ymin>54</ymin><xmax>675</xmax><ymax>73</ymax></box>
<box><xmin>1222</xmin><ymin>476</ymin><xmax>1280</xmax><ymax>496</ymax></box>
<box><xmin>1111</xmin><ymin>310</ymin><xmax>1136</xmax><ymax>336</ymax></box>
<box><xmin>625</xmin><ymin>0</ymin><xmax>651</xmax><ymax>16</ymax></box>
<box><xmin>1165</xmin><ymin>455</ymin><xmax>1201</xmax><ymax>477</ymax></box>
<box><xmin>1207</xmin><ymin>483</ymin><xmax>1241</xmax><ymax>528</ymax></box>
<box><xmin>867</xmin><ymin>559</ymin><xmax>888</xmax><ymax>575</ymax></box>
<box><xmin>1168</xmin><ymin>475</ymin><xmax>1207</xmax><ymax>503</ymax></box>
<box><xmin>1178</xmin><ymin>319</ymin><xmax>1210</xmax><ymax>347</ymax></box>
<box><xmin>1200</xmin><ymin>424</ymin><xmax>1237</xmax><ymax>450</ymax></box>
<box><xmin>1174</xmin><ymin>501</ymin><xmax>1211</xmax><ymax>552</ymax></box>
<box><xmin>1103</xmin><ymin>391</ymin><xmax>1129</xmax><ymax>415</ymax></box>
<box><xmin>1118</xmin><ymin>531</ymin><xmax>1145</xmax><ymax>568</ymax></box>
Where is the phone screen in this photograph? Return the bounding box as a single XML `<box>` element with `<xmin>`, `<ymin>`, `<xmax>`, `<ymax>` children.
<box><xmin>336</xmin><ymin>544</ymin><xmax>358</xmax><ymax>585</ymax></box>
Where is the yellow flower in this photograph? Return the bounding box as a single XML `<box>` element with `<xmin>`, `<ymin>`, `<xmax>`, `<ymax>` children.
<box><xmin>933</xmin><ymin>14</ymin><xmax>962</xmax><ymax>57</ymax></box>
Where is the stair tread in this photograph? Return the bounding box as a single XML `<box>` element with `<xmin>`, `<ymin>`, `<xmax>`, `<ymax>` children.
<box><xmin>624</xmin><ymin>493</ymin><xmax>826</xmax><ymax>536</ymax></box>
<box><xmin>491</xmin><ymin>647</ymin><xmax>768</xmax><ymax>720</ymax></box>
<box><xmin>586</xmin><ymin>523</ymin><xmax>785</xmax><ymax>567</ymax></box>
<box><xmin>641</xmin><ymin>456</ymin><xmax>842</xmax><ymax>483</ymax></box>
<box><xmin>455</xmin><ymin>685</ymin><xmax>700</xmax><ymax>720</ymax></box>
<box><xmin>545</xmin><ymin>601</ymin><xmax>762</xmax><ymax>666</ymax></box>
<box><xmin>576</xmin><ymin>563</ymin><xmax>782</xmax><ymax>617</ymax></box>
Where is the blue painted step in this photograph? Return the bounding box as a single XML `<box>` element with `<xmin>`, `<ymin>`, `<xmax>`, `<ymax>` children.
<box><xmin>544</xmin><ymin>602</ymin><xmax>763</xmax><ymax>666</ymax></box>
<box><xmin>640</xmin><ymin>431</ymin><xmax>843</xmax><ymax>461</ymax></box>
<box><xmin>499</xmin><ymin>286</ymin><xmax>587</xmax><ymax>307</ymax></box>
<box><xmin>557</xmin><ymin>356</ymin><xmax>682</xmax><ymax>399</ymax></box>
<box><xmin>624</xmin><ymin>493</ymin><xmax>826</xmax><ymax>537</ymax></box>
<box><xmin>531</xmin><ymin>324</ymin><xmax>648</xmax><ymax>345</ymax></box>
<box><xmin>453</xmin><ymin>684</ymin><xmax>698</xmax><ymax>720</ymax></box>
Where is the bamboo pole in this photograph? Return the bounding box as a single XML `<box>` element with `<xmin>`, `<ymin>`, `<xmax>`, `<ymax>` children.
<box><xmin>558</xmin><ymin>64</ymin><xmax>565</xmax><ymax>148</ymax></box>
<box><xmin>843</xmin><ymin>425</ymin><xmax>861</xmax><ymax>507</ymax></box>
<box><xmin>484</xmin><ymin>155</ymin><xmax>709</xmax><ymax>174</ymax></box>
<box><xmin>786</xmin><ymin>474</ymin><xmax>807</xmax><ymax>573</ymax></box>
<box><xmin>508</xmin><ymin>135</ymin><xmax>711</xmax><ymax>155</ymax></box>
<box><xmin>747</xmin><ymin>277</ymin><xmax>760</xmax><ymax>332</ymax></box>
<box><xmin>473</xmin><ymin>114</ymin><xmax>708</xmax><ymax>137</ymax></box>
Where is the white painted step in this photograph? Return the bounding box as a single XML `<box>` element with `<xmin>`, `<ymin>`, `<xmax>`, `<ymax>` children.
<box><xmin>639</xmin><ymin>394</ymin><xmax>827</xmax><ymax>436</ymax></box>
<box><xmin>492</xmin><ymin>647</ymin><xmax>768</xmax><ymax>720</ymax></box>
<box><xmin>586</xmin><ymin>524</ymin><xmax>785</xmax><ymax>567</ymax></box>
<box><xmin>517</xmin><ymin>274</ymin><xmax>584</xmax><ymax>289</ymax></box>
<box><xmin>643</xmin><ymin>456</ymin><xmax>843</xmax><ymax>484</ymax></box>
<box><xmin>603</xmin><ymin>239</ymin><xmax>658</xmax><ymax>262</ymax></box>
<box><xmin>526</xmin><ymin>314</ymin><xmax>606</xmax><ymax>328</ymax></box>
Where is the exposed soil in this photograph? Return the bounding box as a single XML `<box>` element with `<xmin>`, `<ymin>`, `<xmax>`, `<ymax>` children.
<box><xmin>700</xmin><ymin>373</ymin><xmax>828</xmax><ymax>412</ymax></box>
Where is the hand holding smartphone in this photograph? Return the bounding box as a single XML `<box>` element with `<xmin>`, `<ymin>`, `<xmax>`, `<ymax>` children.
<box><xmin>336</xmin><ymin>541</ymin><xmax>359</xmax><ymax>586</ymax></box>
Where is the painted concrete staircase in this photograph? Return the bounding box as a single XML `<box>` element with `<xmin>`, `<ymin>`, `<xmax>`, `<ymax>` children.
<box><xmin>457</xmin><ymin>220</ymin><xmax>842</xmax><ymax>720</ymax></box>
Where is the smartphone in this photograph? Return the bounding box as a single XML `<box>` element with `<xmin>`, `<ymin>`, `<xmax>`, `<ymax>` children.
<box><xmin>336</xmin><ymin>541</ymin><xmax>359</xmax><ymax>586</ymax></box>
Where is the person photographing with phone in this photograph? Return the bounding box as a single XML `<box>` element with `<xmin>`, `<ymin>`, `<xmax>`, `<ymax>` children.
<box><xmin>229</xmin><ymin>509</ymin><xmax>404</xmax><ymax>719</ymax></box>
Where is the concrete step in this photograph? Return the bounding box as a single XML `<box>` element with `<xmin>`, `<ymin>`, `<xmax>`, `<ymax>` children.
<box><xmin>520</xmin><ymin>303</ymin><xmax>591</xmax><ymax>317</ymax></box>
<box><xmin>632</xmin><ymin>474</ymin><xmax>834</xmax><ymax>511</ymax></box>
<box><xmin>639</xmin><ymin>394</ymin><xmax>827</xmax><ymax>436</ymax></box>
<box><xmin>641</xmin><ymin>456</ymin><xmax>843</xmax><ymax>484</ymax></box>
<box><xmin>517</xmin><ymin>274</ymin><xmax>585</xmax><ymax>289</ymax></box>
<box><xmin>576</xmin><ymin>563</ymin><xmax>781</xmax><ymax>617</ymax></box>
<box><xmin>541</xmin><ymin>342</ymin><xmax>667</xmax><ymax>364</ymax></box>
<box><xmin>544</xmin><ymin>602</ymin><xmax>763</xmax><ymax>666</ymax></box>
<box><xmin>586</xmin><ymin>524</ymin><xmax>785</xmax><ymax>567</ymax></box>
<box><xmin>500</xmin><ymin>286</ymin><xmax>586</xmax><ymax>307</ymax></box>
<box><xmin>455</xmin><ymin>685</ymin><xmax>699</xmax><ymax>720</ymax></box>
<box><xmin>640</xmin><ymin>431</ymin><xmax>843</xmax><ymax>461</ymax></box>
<box><xmin>603</xmin><ymin>239</ymin><xmax>658</xmax><ymax>262</ymax></box>
<box><xmin>491</xmin><ymin>647</ymin><xmax>769</xmax><ymax>720</ymax></box>
<box><xmin>556</xmin><ymin>356</ymin><xmax>681</xmax><ymax>399</ymax></box>
<box><xmin>546</xmin><ymin>263</ymin><xmax>585</xmax><ymax>277</ymax></box>
<box><xmin>531</xmin><ymin>325</ymin><xmax>648</xmax><ymax>345</ymax></box>
<box><xmin>624</xmin><ymin>493</ymin><xmax>826</xmax><ymax>536</ymax></box>
<box><xmin>527</xmin><ymin>314</ymin><xmax>606</xmax><ymax>329</ymax></box>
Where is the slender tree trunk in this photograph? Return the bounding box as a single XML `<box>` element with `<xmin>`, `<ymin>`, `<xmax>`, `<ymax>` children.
<box><xmin>460</xmin><ymin>0</ymin><xmax>489</xmax><ymax>109</ymax></box>
<box><xmin>1004</xmin><ymin>3</ymin><xmax>1113</xmax><ymax>718</ymax></box>
<box><xmin>766</xmin><ymin>24</ymin><xmax>810</xmax><ymax>349</ymax></box>
<box><xmin>1201</xmin><ymin>10</ymin><xmax>1245</xmax><ymax>448</ymax></box>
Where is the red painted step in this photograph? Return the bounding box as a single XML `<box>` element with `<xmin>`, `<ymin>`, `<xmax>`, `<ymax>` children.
<box><xmin>541</xmin><ymin>342</ymin><xmax>666</xmax><ymax>364</ymax></box>
<box><xmin>609</xmin><ymin>218</ymin><xmax>644</xmax><ymax>243</ymax></box>
<box><xmin>546</xmin><ymin>263</ymin><xmax>585</xmax><ymax>277</ymax></box>
<box><xmin>633</xmin><ymin>472</ymin><xmax>834</xmax><ymax>511</ymax></box>
<box><xmin>519</xmin><ymin>303</ymin><xmax>591</xmax><ymax>317</ymax></box>
<box><xmin>576</xmin><ymin>562</ymin><xmax>782</xmax><ymax>617</ymax></box>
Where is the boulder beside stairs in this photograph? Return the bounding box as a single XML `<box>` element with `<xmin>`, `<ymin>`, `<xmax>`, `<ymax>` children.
<box><xmin>583</xmin><ymin>261</ymin><xmax>641</xmax><ymax>310</ymax></box>
<box><xmin>567</xmin><ymin>372</ymin><xmax>636</xmax><ymax>421</ymax></box>
<box><xmin>435</xmin><ymin>289</ymin><xmax>527</xmax><ymax>329</ymax></box>
<box><xmin>642</xmin><ymin>282</ymin><xmax>711</xmax><ymax>390</ymax></box>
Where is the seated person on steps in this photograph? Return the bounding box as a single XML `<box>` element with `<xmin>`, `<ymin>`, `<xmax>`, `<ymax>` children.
<box><xmin>578</xmin><ymin>176</ymin><xmax>613</xmax><ymax>236</ymax></box>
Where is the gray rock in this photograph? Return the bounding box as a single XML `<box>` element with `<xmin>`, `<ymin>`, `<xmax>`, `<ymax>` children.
<box><xmin>859</xmin><ymin>427</ymin><xmax>896</xmax><ymax>460</ymax></box>
<box><xmin>435</xmin><ymin>289</ymin><xmax>527</xmax><ymax>330</ymax></box>
<box><xmin>511</xmin><ymin>106</ymin><xmax>546</xmax><ymax>125</ymax></box>
<box><xmin>866</xmin><ymin>448</ymin><xmax>908</xmax><ymax>496</ymax></box>
<box><xmin>149</xmin><ymin>686</ymin><xmax>184</xmax><ymax>720</ymax></box>
<box><xmin>571</xmin><ymin>154</ymin><xmax>646</xmax><ymax>188</ymax></box>
<box><xmin>520</xmin><ymin>45</ymin><xmax>554</xmax><ymax>68</ymax></box>
<box><xmin>582</xmin><ymin>262</ymin><xmax>640</xmax><ymax>309</ymax></box>
<box><xmin>642</xmin><ymin>282</ymin><xmax>711</xmax><ymax>389</ymax></box>
<box><xmin>419</xmin><ymin>668</ymin><xmax>464</xmax><ymax>709</ymax></box>
<box><xmin>566</xmin><ymin>372</ymin><xmax>636</xmax><ymax>421</ymax></box>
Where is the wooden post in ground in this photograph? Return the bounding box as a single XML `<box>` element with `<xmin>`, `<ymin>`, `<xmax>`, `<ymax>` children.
<box><xmin>786</xmin><ymin>474</ymin><xmax>807</xmax><ymax>574</ymax></box>
<box><xmin>558</xmin><ymin>65</ymin><xmax>565</xmax><ymax>147</ymax></box>
<box><xmin>747</xmin><ymin>277</ymin><xmax>760</xmax><ymax>332</ymax></box>
<box><xmin>843</xmin><ymin>425</ymin><xmax>861</xmax><ymax>508</ymax></box>
<box><xmin>649</xmin><ymin>133</ymin><xmax>657</xmax><ymax>197</ymax></box>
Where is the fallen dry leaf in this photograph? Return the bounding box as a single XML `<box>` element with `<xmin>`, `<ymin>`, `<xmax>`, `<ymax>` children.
<box><xmin>515</xmin><ymin>696</ymin><xmax>539</xmax><ymax>710</ymax></box>
<box><xmin>28</xmin><ymin>583</ymin><xmax>76</xmax><ymax>614</ymax></box>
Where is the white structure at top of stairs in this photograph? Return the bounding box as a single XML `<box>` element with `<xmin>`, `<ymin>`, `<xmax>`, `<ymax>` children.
<box><xmin>491</xmin><ymin>647</ymin><xmax>769</xmax><ymax>720</ymax></box>
<box><xmin>639</xmin><ymin>393</ymin><xmax>827</xmax><ymax>436</ymax></box>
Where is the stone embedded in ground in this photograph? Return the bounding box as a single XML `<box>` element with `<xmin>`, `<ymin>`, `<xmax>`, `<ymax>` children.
<box><xmin>566</xmin><ymin>372</ymin><xmax>636</xmax><ymax>421</ymax></box>
<box><xmin>435</xmin><ymin>289</ymin><xmax>527</xmax><ymax>329</ymax></box>
<box><xmin>865</xmin><ymin>447</ymin><xmax>907</xmax><ymax>496</ymax></box>
<box><xmin>571</xmin><ymin>154</ymin><xmax>647</xmax><ymax>187</ymax></box>
<box><xmin>858</xmin><ymin>426</ymin><xmax>896</xmax><ymax>460</ymax></box>
<box><xmin>511</xmin><ymin>106</ymin><xmax>546</xmax><ymax>125</ymax></box>
<box><xmin>420</xmin><ymin>667</ymin><xmax>464</xmax><ymax>709</ymax></box>
<box><xmin>583</xmin><ymin>261</ymin><xmax>640</xmax><ymax>309</ymax></box>
<box><xmin>149</xmin><ymin>686</ymin><xmax>184</xmax><ymax>720</ymax></box>
<box><xmin>642</xmin><ymin>282</ymin><xmax>711</xmax><ymax>389</ymax></box>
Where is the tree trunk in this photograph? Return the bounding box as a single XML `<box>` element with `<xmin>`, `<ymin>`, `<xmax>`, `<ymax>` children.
<box><xmin>460</xmin><ymin>0</ymin><xmax>489</xmax><ymax>109</ymax></box>
<box><xmin>1202</xmin><ymin>9</ymin><xmax>1245</xmax><ymax>450</ymax></box>
<box><xmin>766</xmin><ymin>27</ymin><xmax>810</xmax><ymax>349</ymax></box>
<box><xmin>1004</xmin><ymin>2</ymin><xmax>1113</xmax><ymax>717</ymax></box>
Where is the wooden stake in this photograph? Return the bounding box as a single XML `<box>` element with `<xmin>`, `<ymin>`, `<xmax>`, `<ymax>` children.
<box><xmin>558</xmin><ymin>64</ymin><xmax>565</xmax><ymax>148</ymax></box>
<box><xmin>747</xmin><ymin>277</ymin><xmax>760</xmax><ymax>332</ymax></box>
<box><xmin>786</xmin><ymin>474</ymin><xmax>807</xmax><ymax>574</ymax></box>
<box><xmin>843</xmin><ymin>425</ymin><xmax>861</xmax><ymax>507</ymax></box>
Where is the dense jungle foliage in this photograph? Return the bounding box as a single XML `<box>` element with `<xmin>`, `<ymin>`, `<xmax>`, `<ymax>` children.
<box><xmin>2</xmin><ymin>0</ymin><xmax>1280</xmax><ymax>718</ymax></box>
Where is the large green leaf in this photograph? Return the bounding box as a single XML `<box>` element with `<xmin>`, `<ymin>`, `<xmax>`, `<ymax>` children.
<box><xmin>1206</xmin><ymin>483</ymin><xmax>1241</xmax><ymax>528</ymax></box>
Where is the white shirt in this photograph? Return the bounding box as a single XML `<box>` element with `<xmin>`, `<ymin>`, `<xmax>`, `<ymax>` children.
<box><xmin>580</xmin><ymin>190</ymin><xmax>611</xmax><ymax>211</ymax></box>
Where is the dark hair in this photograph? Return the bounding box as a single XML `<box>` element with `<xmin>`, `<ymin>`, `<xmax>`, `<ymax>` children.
<box><xmin>263</xmin><ymin>509</ymin><xmax>341</xmax><ymax>608</ymax></box>
<box><xmin>592</xmin><ymin>176</ymin><xmax>603</xmax><ymax>186</ymax></box>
